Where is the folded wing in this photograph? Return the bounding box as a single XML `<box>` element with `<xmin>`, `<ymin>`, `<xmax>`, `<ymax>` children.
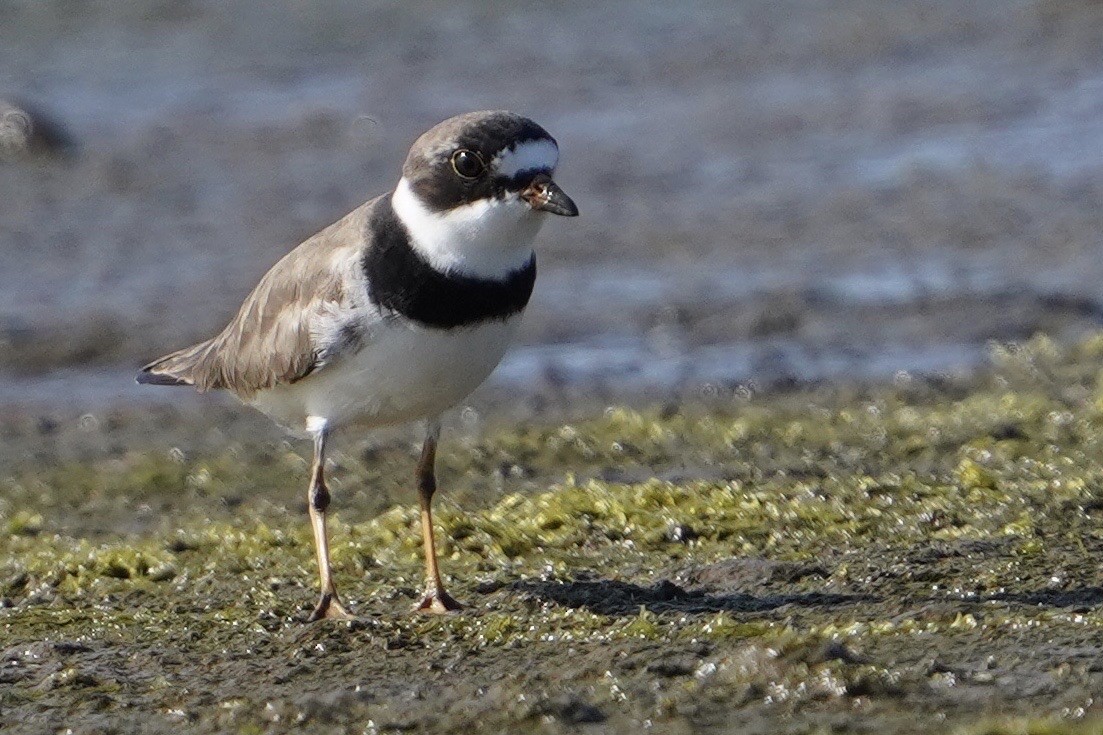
<box><xmin>138</xmin><ymin>203</ymin><xmax>373</xmax><ymax>399</ymax></box>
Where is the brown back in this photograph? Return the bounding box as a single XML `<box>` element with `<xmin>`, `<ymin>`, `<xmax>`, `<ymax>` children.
<box><xmin>139</xmin><ymin>199</ymin><xmax>375</xmax><ymax>399</ymax></box>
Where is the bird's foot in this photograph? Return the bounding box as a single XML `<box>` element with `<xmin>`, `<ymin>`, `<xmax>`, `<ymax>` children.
<box><xmin>307</xmin><ymin>591</ymin><xmax>356</xmax><ymax>622</ymax></box>
<box><xmin>414</xmin><ymin>588</ymin><xmax>463</xmax><ymax>614</ymax></box>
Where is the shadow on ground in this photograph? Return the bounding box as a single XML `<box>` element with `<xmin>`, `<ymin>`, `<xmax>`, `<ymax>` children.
<box><xmin>985</xmin><ymin>587</ymin><xmax>1103</xmax><ymax>609</ymax></box>
<box><xmin>509</xmin><ymin>577</ymin><xmax>872</xmax><ymax>616</ymax></box>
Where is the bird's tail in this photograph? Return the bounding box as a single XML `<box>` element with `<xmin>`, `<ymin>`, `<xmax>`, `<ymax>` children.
<box><xmin>136</xmin><ymin>340</ymin><xmax>216</xmax><ymax>389</ymax></box>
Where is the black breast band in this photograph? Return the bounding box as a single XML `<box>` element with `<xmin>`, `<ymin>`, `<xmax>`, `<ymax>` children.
<box><xmin>363</xmin><ymin>198</ymin><xmax>536</xmax><ymax>329</ymax></box>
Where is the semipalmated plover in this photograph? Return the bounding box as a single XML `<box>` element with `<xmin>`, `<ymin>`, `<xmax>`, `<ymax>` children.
<box><xmin>138</xmin><ymin>110</ymin><xmax>577</xmax><ymax>620</ymax></box>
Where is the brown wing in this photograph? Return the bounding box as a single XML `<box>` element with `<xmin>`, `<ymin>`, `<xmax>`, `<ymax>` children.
<box><xmin>138</xmin><ymin>201</ymin><xmax>374</xmax><ymax>399</ymax></box>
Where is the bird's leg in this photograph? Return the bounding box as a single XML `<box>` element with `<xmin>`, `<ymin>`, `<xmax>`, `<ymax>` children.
<box><xmin>415</xmin><ymin>419</ymin><xmax>462</xmax><ymax>613</ymax></box>
<box><xmin>305</xmin><ymin>425</ymin><xmax>354</xmax><ymax>622</ymax></box>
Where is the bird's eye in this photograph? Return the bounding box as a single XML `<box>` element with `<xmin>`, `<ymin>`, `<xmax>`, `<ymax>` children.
<box><xmin>450</xmin><ymin>149</ymin><xmax>485</xmax><ymax>179</ymax></box>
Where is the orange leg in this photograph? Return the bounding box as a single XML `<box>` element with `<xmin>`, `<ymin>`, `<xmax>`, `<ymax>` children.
<box><xmin>305</xmin><ymin>426</ymin><xmax>354</xmax><ymax>622</ymax></box>
<box><xmin>414</xmin><ymin>420</ymin><xmax>462</xmax><ymax>613</ymax></box>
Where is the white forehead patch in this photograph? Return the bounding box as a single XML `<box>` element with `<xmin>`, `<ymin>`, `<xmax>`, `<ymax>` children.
<box><xmin>493</xmin><ymin>138</ymin><xmax>559</xmax><ymax>178</ymax></box>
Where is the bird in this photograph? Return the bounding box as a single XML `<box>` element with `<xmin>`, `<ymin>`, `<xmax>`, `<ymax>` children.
<box><xmin>137</xmin><ymin>110</ymin><xmax>578</xmax><ymax>620</ymax></box>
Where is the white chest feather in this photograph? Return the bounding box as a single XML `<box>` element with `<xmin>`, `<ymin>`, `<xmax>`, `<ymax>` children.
<box><xmin>250</xmin><ymin>316</ymin><xmax>521</xmax><ymax>432</ymax></box>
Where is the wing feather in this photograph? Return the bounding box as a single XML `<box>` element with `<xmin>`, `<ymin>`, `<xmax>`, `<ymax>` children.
<box><xmin>138</xmin><ymin>201</ymin><xmax>375</xmax><ymax>399</ymax></box>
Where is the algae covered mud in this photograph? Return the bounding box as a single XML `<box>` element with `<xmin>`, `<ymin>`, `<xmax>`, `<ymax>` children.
<box><xmin>5</xmin><ymin>337</ymin><xmax>1103</xmax><ymax>733</ymax></box>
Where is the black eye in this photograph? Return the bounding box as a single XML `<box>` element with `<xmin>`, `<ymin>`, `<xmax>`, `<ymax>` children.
<box><xmin>450</xmin><ymin>149</ymin><xmax>484</xmax><ymax>179</ymax></box>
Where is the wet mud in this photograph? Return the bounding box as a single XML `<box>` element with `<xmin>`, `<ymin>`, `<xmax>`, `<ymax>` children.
<box><xmin>6</xmin><ymin>338</ymin><xmax>1103</xmax><ymax>733</ymax></box>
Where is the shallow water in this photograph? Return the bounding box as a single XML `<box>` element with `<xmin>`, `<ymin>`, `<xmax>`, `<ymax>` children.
<box><xmin>3</xmin><ymin>0</ymin><xmax>1103</xmax><ymax>407</ymax></box>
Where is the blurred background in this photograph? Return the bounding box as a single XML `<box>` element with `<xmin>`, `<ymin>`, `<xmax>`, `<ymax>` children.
<box><xmin>3</xmin><ymin>0</ymin><xmax>1103</xmax><ymax>412</ymax></box>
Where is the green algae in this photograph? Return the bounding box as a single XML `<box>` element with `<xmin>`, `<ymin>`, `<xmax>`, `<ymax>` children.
<box><xmin>6</xmin><ymin>337</ymin><xmax>1103</xmax><ymax>732</ymax></box>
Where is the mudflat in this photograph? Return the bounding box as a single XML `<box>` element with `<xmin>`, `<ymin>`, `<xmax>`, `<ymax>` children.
<box><xmin>5</xmin><ymin>337</ymin><xmax>1103</xmax><ymax>733</ymax></box>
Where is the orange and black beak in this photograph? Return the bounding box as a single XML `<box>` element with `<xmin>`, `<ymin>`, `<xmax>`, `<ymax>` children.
<box><xmin>521</xmin><ymin>173</ymin><xmax>579</xmax><ymax>216</ymax></box>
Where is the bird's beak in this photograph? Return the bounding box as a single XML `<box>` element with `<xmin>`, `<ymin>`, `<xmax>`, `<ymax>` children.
<box><xmin>521</xmin><ymin>173</ymin><xmax>579</xmax><ymax>217</ymax></box>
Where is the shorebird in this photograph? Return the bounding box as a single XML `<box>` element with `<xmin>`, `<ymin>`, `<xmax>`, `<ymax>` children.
<box><xmin>138</xmin><ymin>111</ymin><xmax>577</xmax><ymax>619</ymax></box>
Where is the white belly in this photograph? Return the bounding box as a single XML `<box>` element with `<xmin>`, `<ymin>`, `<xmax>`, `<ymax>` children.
<box><xmin>250</xmin><ymin>316</ymin><xmax>520</xmax><ymax>432</ymax></box>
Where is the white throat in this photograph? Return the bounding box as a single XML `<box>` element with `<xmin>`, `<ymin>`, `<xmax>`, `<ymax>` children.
<box><xmin>391</xmin><ymin>178</ymin><xmax>543</xmax><ymax>280</ymax></box>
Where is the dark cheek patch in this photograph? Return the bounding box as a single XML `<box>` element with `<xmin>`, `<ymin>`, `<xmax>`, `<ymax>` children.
<box><xmin>412</xmin><ymin>163</ymin><xmax>555</xmax><ymax>213</ymax></box>
<box><xmin>408</xmin><ymin>170</ymin><xmax>488</xmax><ymax>213</ymax></box>
<box><xmin>408</xmin><ymin>126</ymin><xmax>557</xmax><ymax>213</ymax></box>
